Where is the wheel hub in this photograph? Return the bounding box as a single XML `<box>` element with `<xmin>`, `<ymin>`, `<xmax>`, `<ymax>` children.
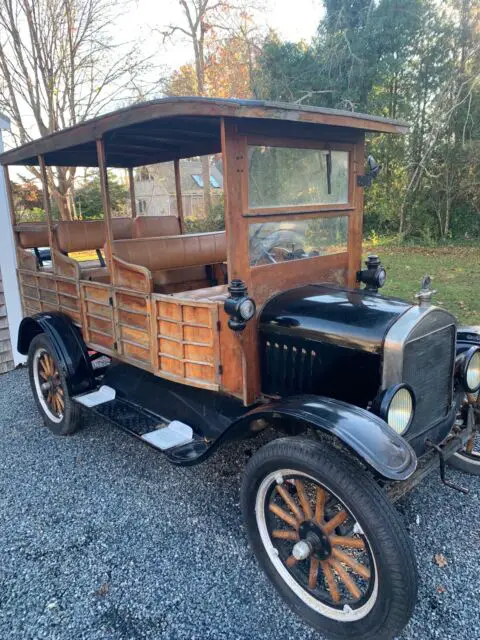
<box><xmin>298</xmin><ymin>520</ymin><xmax>332</xmax><ymax>560</ymax></box>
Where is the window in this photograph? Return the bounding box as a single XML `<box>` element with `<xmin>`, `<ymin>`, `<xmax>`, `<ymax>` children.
<box><xmin>248</xmin><ymin>146</ymin><xmax>349</xmax><ymax>209</ymax></box>
<box><xmin>191</xmin><ymin>174</ymin><xmax>221</xmax><ymax>188</ymax></box>
<box><xmin>137</xmin><ymin>199</ymin><xmax>147</xmax><ymax>214</ymax></box>
<box><xmin>249</xmin><ymin>216</ymin><xmax>348</xmax><ymax>266</ymax></box>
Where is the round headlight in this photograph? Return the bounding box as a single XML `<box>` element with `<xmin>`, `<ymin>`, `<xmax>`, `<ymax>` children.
<box><xmin>465</xmin><ymin>349</ymin><xmax>480</xmax><ymax>393</ymax></box>
<box><xmin>373</xmin><ymin>384</ymin><xmax>415</xmax><ymax>435</ymax></box>
<box><xmin>387</xmin><ymin>387</ymin><xmax>414</xmax><ymax>434</ymax></box>
<box><xmin>239</xmin><ymin>298</ymin><xmax>256</xmax><ymax>321</ymax></box>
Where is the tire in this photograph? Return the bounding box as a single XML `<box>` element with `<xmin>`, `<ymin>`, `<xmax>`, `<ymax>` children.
<box><xmin>28</xmin><ymin>333</ymin><xmax>82</xmax><ymax>435</ymax></box>
<box><xmin>241</xmin><ymin>437</ymin><xmax>417</xmax><ymax>640</ymax></box>
<box><xmin>448</xmin><ymin>435</ymin><xmax>480</xmax><ymax>475</ymax></box>
<box><xmin>448</xmin><ymin>404</ymin><xmax>480</xmax><ymax>476</ymax></box>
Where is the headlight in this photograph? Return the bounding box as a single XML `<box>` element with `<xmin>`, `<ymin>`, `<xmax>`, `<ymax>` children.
<box><xmin>239</xmin><ymin>298</ymin><xmax>256</xmax><ymax>321</ymax></box>
<box><xmin>457</xmin><ymin>347</ymin><xmax>480</xmax><ymax>393</ymax></box>
<box><xmin>373</xmin><ymin>384</ymin><xmax>415</xmax><ymax>435</ymax></box>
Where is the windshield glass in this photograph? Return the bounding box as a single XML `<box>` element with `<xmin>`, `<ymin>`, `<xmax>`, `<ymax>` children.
<box><xmin>248</xmin><ymin>146</ymin><xmax>349</xmax><ymax>208</ymax></box>
<box><xmin>249</xmin><ymin>216</ymin><xmax>348</xmax><ymax>266</ymax></box>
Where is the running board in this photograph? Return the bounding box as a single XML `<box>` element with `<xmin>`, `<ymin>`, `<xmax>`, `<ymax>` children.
<box><xmin>73</xmin><ymin>394</ymin><xmax>210</xmax><ymax>464</ymax></box>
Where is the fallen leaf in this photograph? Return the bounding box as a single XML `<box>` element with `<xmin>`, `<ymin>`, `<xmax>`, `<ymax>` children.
<box><xmin>96</xmin><ymin>582</ymin><xmax>109</xmax><ymax>596</ymax></box>
<box><xmin>434</xmin><ymin>553</ymin><xmax>448</xmax><ymax>568</ymax></box>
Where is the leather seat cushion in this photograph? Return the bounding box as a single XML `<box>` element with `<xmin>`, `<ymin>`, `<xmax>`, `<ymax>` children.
<box><xmin>133</xmin><ymin>215</ymin><xmax>181</xmax><ymax>238</ymax></box>
<box><xmin>113</xmin><ymin>231</ymin><xmax>226</xmax><ymax>272</ymax></box>
<box><xmin>16</xmin><ymin>223</ymin><xmax>49</xmax><ymax>248</ymax></box>
<box><xmin>56</xmin><ymin>220</ymin><xmax>105</xmax><ymax>253</ymax></box>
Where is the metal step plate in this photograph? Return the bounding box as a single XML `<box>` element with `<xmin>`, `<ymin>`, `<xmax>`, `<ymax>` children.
<box><xmin>141</xmin><ymin>420</ymin><xmax>193</xmax><ymax>450</ymax></box>
<box><xmin>74</xmin><ymin>385</ymin><xmax>116</xmax><ymax>407</ymax></box>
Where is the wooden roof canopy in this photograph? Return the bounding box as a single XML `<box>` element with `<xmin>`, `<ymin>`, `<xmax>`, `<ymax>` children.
<box><xmin>0</xmin><ymin>97</ymin><xmax>409</xmax><ymax>168</ymax></box>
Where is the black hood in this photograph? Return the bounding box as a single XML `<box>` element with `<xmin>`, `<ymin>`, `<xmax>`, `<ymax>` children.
<box><xmin>259</xmin><ymin>284</ymin><xmax>412</xmax><ymax>354</ymax></box>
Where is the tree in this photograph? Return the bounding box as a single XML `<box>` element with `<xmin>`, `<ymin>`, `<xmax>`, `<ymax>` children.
<box><xmin>0</xmin><ymin>0</ymin><xmax>151</xmax><ymax>220</ymax></box>
<box><xmin>256</xmin><ymin>0</ymin><xmax>480</xmax><ymax>242</ymax></box>
<box><xmin>162</xmin><ymin>1</ymin><xmax>264</xmax><ymax>216</ymax></box>
<box><xmin>74</xmin><ymin>172</ymin><xmax>128</xmax><ymax>219</ymax></box>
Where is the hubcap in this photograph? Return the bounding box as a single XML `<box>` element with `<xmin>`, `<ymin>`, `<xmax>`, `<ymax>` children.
<box><xmin>256</xmin><ymin>470</ymin><xmax>378</xmax><ymax>622</ymax></box>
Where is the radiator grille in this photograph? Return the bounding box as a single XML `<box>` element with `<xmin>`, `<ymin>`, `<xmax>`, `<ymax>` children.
<box><xmin>402</xmin><ymin>324</ymin><xmax>456</xmax><ymax>435</ymax></box>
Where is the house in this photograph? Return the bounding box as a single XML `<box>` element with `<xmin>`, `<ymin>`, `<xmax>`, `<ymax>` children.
<box><xmin>0</xmin><ymin>113</ymin><xmax>25</xmax><ymax>373</ymax></box>
<box><xmin>134</xmin><ymin>157</ymin><xmax>223</xmax><ymax>218</ymax></box>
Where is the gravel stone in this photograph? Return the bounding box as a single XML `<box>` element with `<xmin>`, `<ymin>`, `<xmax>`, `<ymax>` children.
<box><xmin>0</xmin><ymin>367</ymin><xmax>479</xmax><ymax>639</ymax></box>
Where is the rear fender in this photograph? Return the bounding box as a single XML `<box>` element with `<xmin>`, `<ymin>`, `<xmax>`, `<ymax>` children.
<box><xmin>228</xmin><ymin>395</ymin><xmax>417</xmax><ymax>481</ymax></box>
<box><xmin>18</xmin><ymin>312</ymin><xmax>95</xmax><ymax>395</ymax></box>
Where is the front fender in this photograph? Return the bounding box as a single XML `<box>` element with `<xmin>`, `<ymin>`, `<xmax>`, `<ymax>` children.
<box><xmin>18</xmin><ymin>312</ymin><xmax>95</xmax><ymax>395</ymax></box>
<box><xmin>457</xmin><ymin>326</ymin><xmax>480</xmax><ymax>355</ymax></box>
<box><xmin>229</xmin><ymin>395</ymin><xmax>417</xmax><ymax>481</ymax></box>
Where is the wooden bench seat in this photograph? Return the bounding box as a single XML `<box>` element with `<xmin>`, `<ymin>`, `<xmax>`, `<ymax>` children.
<box><xmin>112</xmin><ymin>231</ymin><xmax>227</xmax><ymax>293</ymax></box>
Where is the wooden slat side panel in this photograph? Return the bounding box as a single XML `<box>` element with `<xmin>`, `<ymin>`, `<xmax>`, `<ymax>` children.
<box><xmin>80</xmin><ymin>282</ymin><xmax>115</xmax><ymax>350</ymax></box>
<box><xmin>114</xmin><ymin>290</ymin><xmax>152</xmax><ymax>365</ymax></box>
<box><xmin>154</xmin><ymin>295</ymin><xmax>220</xmax><ymax>389</ymax></box>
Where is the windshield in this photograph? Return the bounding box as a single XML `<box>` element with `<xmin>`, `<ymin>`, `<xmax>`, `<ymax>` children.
<box><xmin>249</xmin><ymin>216</ymin><xmax>348</xmax><ymax>266</ymax></box>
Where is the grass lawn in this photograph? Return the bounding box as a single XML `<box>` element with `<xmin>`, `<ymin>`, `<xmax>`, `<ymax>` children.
<box><xmin>367</xmin><ymin>244</ymin><xmax>480</xmax><ymax>326</ymax></box>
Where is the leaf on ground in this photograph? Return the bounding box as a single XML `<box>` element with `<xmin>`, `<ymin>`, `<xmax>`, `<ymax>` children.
<box><xmin>96</xmin><ymin>582</ymin><xmax>109</xmax><ymax>596</ymax></box>
<box><xmin>434</xmin><ymin>553</ymin><xmax>448</xmax><ymax>568</ymax></box>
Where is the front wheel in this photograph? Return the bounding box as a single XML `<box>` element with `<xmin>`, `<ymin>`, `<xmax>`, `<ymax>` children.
<box><xmin>241</xmin><ymin>438</ymin><xmax>417</xmax><ymax>640</ymax></box>
<box><xmin>449</xmin><ymin>399</ymin><xmax>480</xmax><ymax>475</ymax></box>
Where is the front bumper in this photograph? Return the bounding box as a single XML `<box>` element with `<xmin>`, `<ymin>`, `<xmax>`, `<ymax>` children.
<box><xmin>386</xmin><ymin>409</ymin><xmax>475</xmax><ymax>502</ymax></box>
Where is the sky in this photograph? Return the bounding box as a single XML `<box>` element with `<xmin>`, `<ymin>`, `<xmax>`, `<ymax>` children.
<box><xmin>118</xmin><ymin>0</ymin><xmax>323</xmax><ymax>74</ymax></box>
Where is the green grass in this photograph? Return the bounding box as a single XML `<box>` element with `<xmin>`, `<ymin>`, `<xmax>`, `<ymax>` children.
<box><xmin>365</xmin><ymin>244</ymin><xmax>480</xmax><ymax>326</ymax></box>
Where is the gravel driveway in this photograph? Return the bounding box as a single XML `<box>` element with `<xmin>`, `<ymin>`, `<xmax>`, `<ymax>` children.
<box><xmin>0</xmin><ymin>367</ymin><xmax>479</xmax><ymax>640</ymax></box>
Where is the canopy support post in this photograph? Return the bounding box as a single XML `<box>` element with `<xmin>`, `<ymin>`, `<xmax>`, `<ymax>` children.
<box><xmin>174</xmin><ymin>159</ymin><xmax>185</xmax><ymax>234</ymax></box>
<box><xmin>38</xmin><ymin>155</ymin><xmax>56</xmax><ymax>271</ymax></box>
<box><xmin>96</xmin><ymin>139</ymin><xmax>114</xmax><ymax>268</ymax></box>
<box><xmin>128</xmin><ymin>167</ymin><xmax>136</xmax><ymax>218</ymax></box>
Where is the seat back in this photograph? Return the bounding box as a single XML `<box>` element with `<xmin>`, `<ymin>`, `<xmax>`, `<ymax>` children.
<box><xmin>113</xmin><ymin>231</ymin><xmax>226</xmax><ymax>272</ymax></box>
<box><xmin>56</xmin><ymin>220</ymin><xmax>105</xmax><ymax>253</ymax></box>
<box><xmin>133</xmin><ymin>215</ymin><xmax>181</xmax><ymax>238</ymax></box>
<box><xmin>16</xmin><ymin>223</ymin><xmax>50</xmax><ymax>249</ymax></box>
<box><xmin>112</xmin><ymin>217</ymin><xmax>134</xmax><ymax>240</ymax></box>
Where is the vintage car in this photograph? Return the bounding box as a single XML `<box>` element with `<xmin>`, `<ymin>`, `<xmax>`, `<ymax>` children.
<box><xmin>1</xmin><ymin>97</ymin><xmax>479</xmax><ymax>640</ymax></box>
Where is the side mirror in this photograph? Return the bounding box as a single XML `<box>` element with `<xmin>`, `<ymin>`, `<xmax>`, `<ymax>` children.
<box><xmin>357</xmin><ymin>155</ymin><xmax>382</xmax><ymax>188</ymax></box>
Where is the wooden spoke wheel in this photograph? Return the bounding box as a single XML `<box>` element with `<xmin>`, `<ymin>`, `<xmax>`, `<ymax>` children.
<box><xmin>242</xmin><ymin>438</ymin><xmax>417</xmax><ymax>640</ymax></box>
<box><xmin>265</xmin><ymin>473</ymin><xmax>375</xmax><ymax>614</ymax></box>
<box><xmin>34</xmin><ymin>349</ymin><xmax>65</xmax><ymax>422</ymax></box>
<box><xmin>450</xmin><ymin>397</ymin><xmax>480</xmax><ymax>475</ymax></box>
<box><xmin>28</xmin><ymin>333</ymin><xmax>82</xmax><ymax>435</ymax></box>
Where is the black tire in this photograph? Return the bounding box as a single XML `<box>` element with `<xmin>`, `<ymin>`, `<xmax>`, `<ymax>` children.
<box><xmin>448</xmin><ymin>444</ymin><xmax>480</xmax><ymax>475</ymax></box>
<box><xmin>448</xmin><ymin>406</ymin><xmax>480</xmax><ymax>476</ymax></box>
<box><xmin>241</xmin><ymin>437</ymin><xmax>417</xmax><ymax>640</ymax></box>
<box><xmin>28</xmin><ymin>333</ymin><xmax>82</xmax><ymax>435</ymax></box>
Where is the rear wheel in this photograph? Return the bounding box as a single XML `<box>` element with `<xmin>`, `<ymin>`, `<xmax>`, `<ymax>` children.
<box><xmin>28</xmin><ymin>333</ymin><xmax>82</xmax><ymax>435</ymax></box>
<box><xmin>241</xmin><ymin>437</ymin><xmax>417</xmax><ymax>640</ymax></box>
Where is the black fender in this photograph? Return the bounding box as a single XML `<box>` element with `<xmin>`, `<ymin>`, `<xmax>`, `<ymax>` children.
<box><xmin>227</xmin><ymin>395</ymin><xmax>417</xmax><ymax>481</ymax></box>
<box><xmin>457</xmin><ymin>326</ymin><xmax>480</xmax><ymax>355</ymax></box>
<box><xmin>18</xmin><ymin>312</ymin><xmax>95</xmax><ymax>395</ymax></box>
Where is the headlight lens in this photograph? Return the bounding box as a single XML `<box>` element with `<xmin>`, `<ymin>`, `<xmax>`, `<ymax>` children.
<box><xmin>387</xmin><ymin>387</ymin><xmax>414</xmax><ymax>434</ymax></box>
<box><xmin>239</xmin><ymin>298</ymin><xmax>256</xmax><ymax>321</ymax></box>
<box><xmin>466</xmin><ymin>349</ymin><xmax>480</xmax><ymax>392</ymax></box>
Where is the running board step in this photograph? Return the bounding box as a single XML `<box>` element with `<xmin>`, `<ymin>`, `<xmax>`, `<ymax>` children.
<box><xmin>74</xmin><ymin>385</ymin><xmax>116</xmax><ymax>407</ymax></box>
<box><xmin>74</xmin><ymin>395</ymin><xmax>200</xmax><ymax>456</ymax></box>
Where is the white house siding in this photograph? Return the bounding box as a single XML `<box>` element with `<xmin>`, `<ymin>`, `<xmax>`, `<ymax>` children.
<box><xmin>0</xmin><ymin>270</ymin><xmax>14</xmax><ymax>374</ymax></box>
